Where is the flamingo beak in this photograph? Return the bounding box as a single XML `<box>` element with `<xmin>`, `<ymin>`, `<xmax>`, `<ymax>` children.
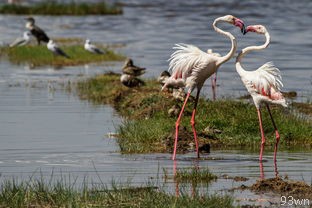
<box><xmin>245</xmin><ymin>26</ymin><xmax>256</xmax><ymax>33</ymax></box>
<box><xmin>234</xmin><ymin>18</ymin><xmax>246</xmax><ymax>35</ymax></box>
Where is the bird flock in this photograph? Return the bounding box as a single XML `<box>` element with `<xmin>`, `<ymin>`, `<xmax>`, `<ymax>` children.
<box><xmin>10</xmin><ymin>17</ymin><xmax>105</xmax><ymax>58</ymax></box>
<box><xmin>159</xmin><ymin>15</ymin><xmax>287</xmax><ymax>162</ymax></box>
<box><xmin>8</xmin><ymin>15</ymin><xmax>287</xmax><ymax>163</ymax></box>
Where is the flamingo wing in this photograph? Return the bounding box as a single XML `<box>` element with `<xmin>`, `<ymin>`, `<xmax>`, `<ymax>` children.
<box><xmin>247</xmin><ymin>62</ymin><xmax>284</xmax><ymax>100</ymax></box>
<box><xmin>168</xmin><ymin>43</ymin><xmax>211</xmax><ymax>80</ymax></box>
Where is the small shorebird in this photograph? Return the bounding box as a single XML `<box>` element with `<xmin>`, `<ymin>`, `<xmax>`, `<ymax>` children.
<box><xmin>122</xmin><ymin>58</ymin><xmax>146</xmax><ymax>76</ymax></box>
<box><xmin>84</xmin><ymin>39</ymin><xmax>104</xmax><ymax>54</ymax></box>
<box><xmin>47</xmin><ymin>40</ymin><xmax>70</xmax><ymax>59</ymax></box>
<box><xmin>25</xmin><ymin>17</ymin><xmax>50</xmax><ymax>45</ymax></box>
<box><xmin>10</xmin><ymin>31</ymin><xmax>31</xmax><ymax>47</ymax></box>
<box><xmin>236</xmin><ymin>24</ymin><xmax>287</xmax><ymax>162</ymax></box>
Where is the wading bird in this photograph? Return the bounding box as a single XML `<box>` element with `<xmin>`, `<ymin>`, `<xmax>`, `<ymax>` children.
<box><xmin>84</xmin><ymin>39</ymin><xmax>104</xmax><ymax>54</ymax></box>
<box><xmin>207</xmin><ymin>49</ymin><xmax>221</xmax><ymax>100</ymax></box>
<box><xmin>10</xmin><ymin>31</ymin><xmax>31</xmax><ymax>47</ymax></box>
<box><xmin>162</xmin><ymin>15</ymin><xmax>246</xmax><ymax>160</ymax></box>
<box><xmin>25</xmin><ymin>17</ymin><xmax>50</xmax><ymax>45</ymax></box>
<box><xmin>47</xmin><ymin>40</ymin><xmax>70</xmax><ymax>59</ymax></box>
<box><xmin>235</xmin><ymin>25</ymin><xmax>287</xmax><ymax>162</ymax></box>
<box><xmin>122</xmin><ymin>58</ymin><xmax>146</xmax><ymax>76</ymax></box>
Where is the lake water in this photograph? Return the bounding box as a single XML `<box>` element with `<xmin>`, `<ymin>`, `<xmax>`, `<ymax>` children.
<box><xmin>0</xmin><ymin>0</ymin><xmax>311</xmax><ymax>206</ymax></box>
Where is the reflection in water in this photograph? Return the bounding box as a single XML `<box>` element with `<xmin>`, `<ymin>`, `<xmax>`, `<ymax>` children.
<box><xmin>259</xmin><ymin>160</ymin><xmax>279</xmax><ymax>180</ymax></box>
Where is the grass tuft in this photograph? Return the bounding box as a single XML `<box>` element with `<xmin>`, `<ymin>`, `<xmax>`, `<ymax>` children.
<box><xmin>174</xmin><ymin>167</ymin><xmax>217</xmax><ymax>183</ymax></box>
<box><xmin>0</xmin><ymin>177</ymin><xmax>234</xmax><ymax>208</ymax></box>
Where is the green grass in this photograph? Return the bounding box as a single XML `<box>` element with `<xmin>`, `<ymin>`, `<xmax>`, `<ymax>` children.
<box><xmin>0</xmin><ymin>178</ymin><xmax>234</xmax><ymax>208</ymax></box>
<box><xmin>171</xmin><ymin>167</ymin><xmax>217</xmax><ymax>183</ymax></box>
<box><xmin>76</xmin><ymin>73</ymin><xmax>312</xmax><ymax>154</ymax></box>
<box><xmin>0</xmin><ymin>1</ymin><xmax>122</xmax><ymax>15</ymax></box>
<box><xmin>0</xmin><ymin>44</ymin><xmax>124</xmax><ymax>67</ymax></box>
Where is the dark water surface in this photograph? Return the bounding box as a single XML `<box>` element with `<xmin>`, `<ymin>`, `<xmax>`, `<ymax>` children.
<box><xmin>0</xmin><ymin>0</ymin><xmax>312</xmax><ymax>206</ymax></box>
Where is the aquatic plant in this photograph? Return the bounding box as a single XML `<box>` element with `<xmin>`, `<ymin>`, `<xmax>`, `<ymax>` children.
<box><xmin>174</xmin><ymin>167</ymin><xmax>217</xmax><ymax>183</ymax></box>
<box><xmin>0</xmin><ymin>1</ymin><xmax>122</xmax><ymax>15</ymax></box>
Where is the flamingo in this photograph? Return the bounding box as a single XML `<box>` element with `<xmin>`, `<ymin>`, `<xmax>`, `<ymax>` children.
<box><xmin>207</xmin><ymin>49</ymin><xmax>221</xmax><ymax>101</ymax></box>
<box><xmin>235</xmin><ymin>25</ymin><xmax>287</xmax><ymax>162</ymax></box>
<box><xmin>162</xmin><ymin>15</ymin><xmax>246</xmax><ymax>160</ymax></box>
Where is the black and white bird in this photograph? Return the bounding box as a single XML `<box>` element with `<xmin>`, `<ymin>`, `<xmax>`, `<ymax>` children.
<box><xmin>122</xmin><ymin>58</ymin><xmax>146</xmax><ymax>76</ymax></box>
<box><xmin>84</xmin><ymin>39</ymin><xmax>104</xmax><ymax>54</ymax></box>
<box><xmin>25</xmin><ymin>17</ymin><xmax>49</xmax><ymax>45</ymax></box>
<box><xmin>47</xmin><ymin>40</ymin><xmax>70</xmax><ymax>59</ymax></box>
<box><xmin>9</xmin><ymin>31</ymin><xmax>31</xmax><ymax>47</ymax></box>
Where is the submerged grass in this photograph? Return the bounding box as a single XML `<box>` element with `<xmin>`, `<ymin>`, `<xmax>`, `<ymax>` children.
<box><xmin>174</xmin><ymin>167</ymin><xmax>217</xmax><ymax>183</ymax></box>
<box><xmin>77</xmin><ymin>73</ymin><xmax>312</xmax><ymax>154</ymax></box>
<box><xmin>0</xmin><ymin>177</ymin><xmax>234</xmax><ymax>208</ymax></box>
<box><xmin>0</xmin><ymin>1</ymin><xmax>122</xmax><ymax>15</ymax></box>
<box><xmin>0</xmin><ymin>44</ymin><xmax>124</xmax><ymax>67</ymax></box>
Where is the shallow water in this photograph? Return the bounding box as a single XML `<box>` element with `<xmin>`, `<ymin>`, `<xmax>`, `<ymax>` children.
<box><xmin>0</xmin><ymin>0</ymin><xmax>312</xmax><ymax>207</ymax></box>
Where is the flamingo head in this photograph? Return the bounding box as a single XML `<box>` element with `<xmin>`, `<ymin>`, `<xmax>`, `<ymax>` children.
<box><xmin>221</xmin><ymin>15</ymin><xmax>246</xmax><ymax>34</ymax></box>
<box><xmin>246</xmin><ymin>25</ymin><xmax>267</xmax><ymax>34</ymax></box>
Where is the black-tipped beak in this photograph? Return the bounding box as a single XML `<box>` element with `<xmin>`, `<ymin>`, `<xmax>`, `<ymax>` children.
<box><xmin>241</xmin><ymin>24</ymin><xmax>247</xmax><ymax>35</ymax></box>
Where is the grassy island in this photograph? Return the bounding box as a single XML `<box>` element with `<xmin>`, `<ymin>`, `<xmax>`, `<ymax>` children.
<box><xmin>0</xmin><ymin>1</ymin><xmax>122</xmax><ymax>15</ymax></box>
<box><xmin>0</xmin><ymin>40</ymin><xmax>124</xmax><ymax>67</ymax></box>
<box><xmin>76</xmin><ymin>73</ymin><xmax>312</xmax><ymax>154</ymax></box>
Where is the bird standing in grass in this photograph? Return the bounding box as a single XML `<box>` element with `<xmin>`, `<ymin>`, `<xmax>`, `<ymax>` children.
<box><xmin>10</xmin><ymin>31</ymin><xmax>31</xmax><ymax>47</ymax></box>
<box><xmin>235</xmin><ymin>25</ymin><xmax>287</xmax><ymax>162</ymax></box>
<box><xmin>162</xmin><ymin>15</ymin><xmax>246</xmax><ymax>160</ymax></box>
<box><xmin>25</xmin><ymin>17</ymin><xmax>50</xmax><ymax>45</ymax></box>
<box><xmin>47</xmin><ymin>40</ymin><xmax>70</xmax><ymax>59</ymax></box>
<box><xmin>120</xmin><ymin>58</ymin><xmax>145</xmax><ymax>87</ymax></box>
<box><xmin>84</xmin><ymin>39</ymin><xmax>104</xmax><ymax>54</ymax></box>
<box><xmin>122</xmin><ymin>58</ymin><xmax>146</xmax><ymax>76</ymax></box>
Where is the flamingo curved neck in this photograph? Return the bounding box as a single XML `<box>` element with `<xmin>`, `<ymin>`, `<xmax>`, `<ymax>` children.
<box><xmin>213</xmin><ymin>18</ymin><xmax>237</xmax><ymax>66</ymax></box>
<box><xmin>236</xmin><ymin>32</ymin><xmax>270</xmax><ymax>75</ymax></box>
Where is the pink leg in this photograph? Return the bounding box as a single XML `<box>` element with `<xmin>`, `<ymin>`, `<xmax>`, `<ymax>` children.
<box><xmin>257</xmin><ymin>109</ymin><xmax>266</xmax><ymax>161</ymax></box>
<box><xmin>274</xmin><ymin>159</ymin><xmax>279</xmax><ymax>178</ymax></box>
<box><xmin>190</xmin><ymin>90</ymin><xmax>200</xmax><ymax>158</ymax></box>
<box><xmin>172</xmin><ymin>91</ymin><xmax>191</xmax><ymax>160</ymax></box>
<box><xmin>266</xmin><ymin>104</ymin><xmax>280</xmax><ymax>162</ymax></box>
<box><xmin>211</xmin><ymin>72</ymin><xmax>217</xmax><ymax>101</ymax></box>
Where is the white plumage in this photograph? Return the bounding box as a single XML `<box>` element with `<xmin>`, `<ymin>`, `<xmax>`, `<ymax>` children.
<box><xmin>84</xmin><ymin>39</ymin><xmax>104</xmax><ymax>54</ymax></box>
<box><xmin>162</xmin><ymin>15</ymin><xmax>246</xmax><ymax>160</ymax></box>
<box><xmin>236</xmin><ymin>24</ymin><xmax>287</xmax><ymax>162</ymax></box>
<box><xmin>163</xmin><ymin>43</ymin><xmax>219</xmax><ymax>91</ymax></box>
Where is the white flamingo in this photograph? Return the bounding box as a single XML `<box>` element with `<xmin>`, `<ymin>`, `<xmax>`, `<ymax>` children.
<box><xmin>235</xmin><ymin>25</ymin><xmax>287</xmax><ymax>162</ymax></box>
<box><xmin>162</xmin><ymin>15</ymin><xmax>246</xmax><ymax>160</ymax></box>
